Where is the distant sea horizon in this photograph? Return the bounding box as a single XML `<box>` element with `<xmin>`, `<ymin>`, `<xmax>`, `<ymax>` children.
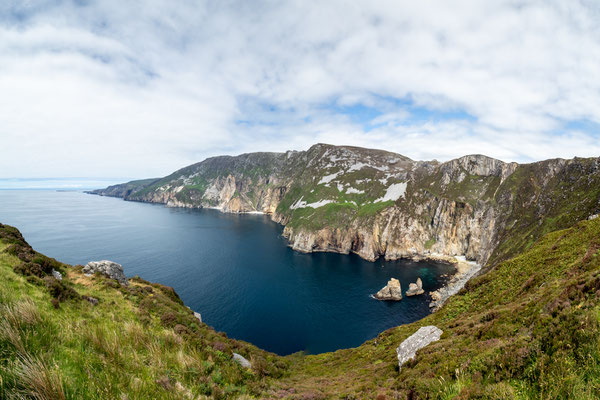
<box><xmin>0</xmin><ymin>177</ymin><xmax>133</xmax><ymax>191</ymax></box>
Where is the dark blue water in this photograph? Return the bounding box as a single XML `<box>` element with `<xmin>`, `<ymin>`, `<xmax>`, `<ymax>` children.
<box><xmin>0</xmin><ymin>190</ymin><xmax>454</xmax><ymax>355</ymax></box>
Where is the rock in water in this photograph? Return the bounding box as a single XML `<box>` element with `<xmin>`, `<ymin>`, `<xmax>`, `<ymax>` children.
<box><xmin>83</xmin><ymin>260</ymin><xmax>129</xmax><ymax>286</ymax></box>
<box><xmin>232</xmin><ymin>353</ymin><xmax>252</xmax><ymax>368</ymax></box>
<box><xmin>396</xmin><ymin>326</ymin><xmax>443</xmax><ymax>369</ymax></box>
<box><xmin>374</xmin><ymin>278</ymin><xmax>402</xmax><ymax>301</ymax></box>
<box><xmin>406</xmin><ymin>277</ymin><xmax>424</xmax><ymax>296</ymax></box>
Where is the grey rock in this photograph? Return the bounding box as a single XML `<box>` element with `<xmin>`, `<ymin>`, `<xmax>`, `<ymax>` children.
<box><xmin>232</xmin><ymin>353</ymin><xmax>251</xmax><ymax>368</ymax></box>
<box><xmin>83</xmin><ymin>296</ymin><xmax>99</xmax><ymax>306</ymax></box>
<box><xmin>406</xmin><ymin>277</ymin><xmax>424</xmax><ymax>296</ymax></box>
<box><xmin>83</xmin><ymin>260</ymin><xmax>128</xmax><ymax>286</ymax></box>
<box><xmin>374</xmin><ymin>278</ymin><xmax>402</xmax><ymax>301</ymax></box>
<box><xmin>193</xmin><ymin>311</ymin><xmax>202</xmax><ymax>323</ymax></box>
<box><xmin>51</xmin><ymin>269</ymin><xmax>63</xmax><ymax>281</ymax></box>
<box><xmin>396</xmin><ymin>326</ymin><xmax>443</xmax><ymax>370</ymax></box>
<box><xmin>589</xmin><ymin>214</ymin><xmax>599</xmax><ymax>220</ymax></box>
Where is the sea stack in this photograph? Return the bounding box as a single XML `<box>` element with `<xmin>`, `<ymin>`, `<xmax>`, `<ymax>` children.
<box><xmin>374</xmin><ymin>278</ymin><xmax>403</xmax><ymax>301</ymax></box>
<box><xmin>406</xmin><ymin>277</ymin><xmax>424</xmax><ymax>296</ymax></box>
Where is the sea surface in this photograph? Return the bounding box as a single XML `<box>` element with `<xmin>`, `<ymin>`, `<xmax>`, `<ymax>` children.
<box><xmin>0</xmin><ymin>190</ymin><xmax>454</xmax><ymax>355</ymax></box>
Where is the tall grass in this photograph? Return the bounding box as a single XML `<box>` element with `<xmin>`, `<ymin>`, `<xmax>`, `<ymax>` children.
<box><xmin>12</xmin><ymin>354</ymin><xmax>66</xmax><ymax>400</ymax></box>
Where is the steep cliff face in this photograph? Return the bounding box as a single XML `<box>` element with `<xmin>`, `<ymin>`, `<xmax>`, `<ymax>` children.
<box><xmin>89</xmin><ymin>144</ymin><xmax>600</xmax><ymax>267</ymax></box>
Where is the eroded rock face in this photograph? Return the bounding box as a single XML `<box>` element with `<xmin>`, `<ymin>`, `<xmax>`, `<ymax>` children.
<box><xmin>374</xmin><ymin>278</ymin><xmax>402</xmax><ymax>301</ymax></box>
<box><xmin>90</xmin><ymin>145</ymin><xmax>600</xmax><ymax>268</ymax></box>
<box><xmin>405</xmin><ymin>277</ymin><xmax>424</xmax><ymax>296</ymax></box>
<box><xmin>396</xmin><ymin>326</ymin><xmax>443</xmax><ymax>370</ymax></box>
<box><xmin>83</xmin><ymin>260</ymin><xmax>128</xmax><ymax>286</ymax></box>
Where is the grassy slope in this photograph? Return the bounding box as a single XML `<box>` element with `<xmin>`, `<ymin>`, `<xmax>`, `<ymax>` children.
<box><xmin>271</xmin><ymin>217</ymin><xmax>600</xmax><ymax>399</ymax></box>
<box><xmin>487</xmin><ymin>158</ymin><xmax>600</xmax><ymax>267</ymax></box>
<box><xmin>2</xmin><ymin>216</ymin><xmax>600</xmax><ymax>399</ymax></box>
<box><xmin>0</xmin><ymin>225</ymin><xmax>285</xmax><ymax>399</ymax></box>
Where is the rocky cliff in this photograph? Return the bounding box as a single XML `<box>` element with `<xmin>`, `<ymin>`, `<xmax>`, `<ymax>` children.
<box><xmin>89</xmin><ymin>144</ymin><xmax>600</xmax><ymax>267</ymax></box>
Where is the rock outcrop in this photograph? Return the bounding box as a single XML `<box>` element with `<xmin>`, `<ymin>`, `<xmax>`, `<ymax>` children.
<box><xmin>194</xmin><ymin>311</ymin><xmax>202</xmax><ymax>323</ymax></box>
<box><xmin>51</xmin><ymin>269</ymin><xmax>63</xmax><ymax>281</ymax></box>
<box><xmin>232</xmin><ymin>353</ymin><xmax>252</xmax><ymax>368</ymax></box>
<box><xmin>83</xmin><ymin>260</ymin><xmax>129</xmax><ymax>286</ymax></box>
<box><xmin>374</xmin><ymin>278</ymin><xmax>402</xmax><ymax>301</ymax></box>
<box><xmin>405</xmin><ymin>278</ymin><xmax>424</xmax><ymax>296</ymax></box>
<box><xmin>396</xmin><ymin>326</ymin><xmax>443</xmax><ymax>370</ymax></box>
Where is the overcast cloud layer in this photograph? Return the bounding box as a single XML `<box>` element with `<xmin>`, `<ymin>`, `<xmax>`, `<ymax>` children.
<box><xmin>1</xmin><ymin>0</ymin><xmax>600</xmax><ymax>179</ymax></box>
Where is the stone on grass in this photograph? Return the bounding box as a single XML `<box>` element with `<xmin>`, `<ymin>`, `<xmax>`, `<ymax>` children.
<box><xmin>396</xmin><ymin>326</ymin><xmax>443</xmax><ymax>369</ymax></box>
<box><xmin>233</xmin><ymin>353</ymin><xmax>252</xmax><ymax>368</ymax></box>
<box><xmin>83</xmin><ymin>260</ymin><xmax>128</xmax><ymax>286</ymax></box>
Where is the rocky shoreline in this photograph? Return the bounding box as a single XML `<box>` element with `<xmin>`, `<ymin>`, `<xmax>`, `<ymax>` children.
<box><xmin>428</xmin><ymin>255</ymin><xmax>481</xmax><ymax>311</ymax></box>
<box><xmin>370</xmin><ymin>253</ymin><xmax>481</xmax><ymax>309</ymax></box>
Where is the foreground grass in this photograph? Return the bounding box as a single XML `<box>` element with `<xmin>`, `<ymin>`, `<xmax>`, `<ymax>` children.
<box><xmin>0</xmin><ymin>225</ymin><xmax>286</xmax><ymax>399</ymax></box>
<box><xmin>1</xmin><ymin>217</ymin><xmax>600</xmax><ymax>399</ymax></box>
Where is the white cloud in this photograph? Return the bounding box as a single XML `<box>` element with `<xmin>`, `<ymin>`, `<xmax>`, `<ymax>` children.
<box><xmin>0</xmin><ymin>0</ymin><xmax>599</xmax><ymax>179</ymax></box>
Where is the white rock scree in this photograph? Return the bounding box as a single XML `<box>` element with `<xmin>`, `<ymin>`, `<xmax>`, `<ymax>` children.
<box><xmin>396</xmin><ymin>326</ymin><xmax>443</xmax><ymax>370</ymax></box>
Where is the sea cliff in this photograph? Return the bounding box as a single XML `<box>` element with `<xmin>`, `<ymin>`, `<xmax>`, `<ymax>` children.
<box><xmin>89</xmin><ymin>144</ymin><xmax>600</xmax><ymax>269</ymax></box>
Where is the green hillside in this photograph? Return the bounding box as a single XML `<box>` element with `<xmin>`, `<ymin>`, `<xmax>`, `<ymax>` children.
<box><xmin>1</xmin><ymin>216</ymin><xmax>600</xmax><ymax>399</ymax></box>
<box><xmin>0</xmin><ymin>224</ymin><xmax>284</xmax><ymax>399</ymax></box>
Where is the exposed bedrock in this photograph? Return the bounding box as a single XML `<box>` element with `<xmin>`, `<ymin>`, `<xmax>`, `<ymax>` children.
<box><xmin>405</xmin><ymin>278</ymin><xmax>424</xmax><ymax>297</ymax></box>
<box><xmin>396</xmin><ymin>326</ymin><xmax>443</xmax><ymax>370</ymax></box>
<box><xmin>89</xmin><ymin>144</ymin><xmax>600</xmax><ymax>269</ymax></box>
<box><xmin>374</xmin><ymin>278</ymin><xmax>403</xmax><ymax>301</ymax></box>
<box><xmin>84</xmin><ymin>260</ymin><xmax>129</xmax><ymax>286</ymax></box>
<box><xmin>281</xmin><ymin>198</ymin><xmax>499</xmax><ymax>265</ymax></box>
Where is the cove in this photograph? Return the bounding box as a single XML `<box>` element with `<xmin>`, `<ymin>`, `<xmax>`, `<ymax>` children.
<box><xmin>0</xmin><ymin>190</ymin><xmax>455</xmax><ymax>355</ymax></box>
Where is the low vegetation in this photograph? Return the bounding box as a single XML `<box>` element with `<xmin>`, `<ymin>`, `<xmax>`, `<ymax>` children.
<box><xmin>1</xmin><ymin>216</ymin><xmax>600</xmax><ymax>399</ymax></box>
<box><xmin>272</xmin><ymin>217</ymin><xmax>600</xmax><ymax>398</ymax></box>
<box><xmin>0</xmin><ymin>223</ymin><xmax>285</xmax><ymax>399</ymax></box>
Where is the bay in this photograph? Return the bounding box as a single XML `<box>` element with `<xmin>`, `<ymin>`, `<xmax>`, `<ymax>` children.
<box><xmin>0</xmin><ymin>190</ymin><xmax>454</xmax><ymax>355</ymax></box>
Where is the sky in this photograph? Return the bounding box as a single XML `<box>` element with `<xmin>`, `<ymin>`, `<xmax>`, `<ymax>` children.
<box><xmin>1</xmin><ymin>0</ymin><xmax>600</xmax><ymax>181</ymax></box>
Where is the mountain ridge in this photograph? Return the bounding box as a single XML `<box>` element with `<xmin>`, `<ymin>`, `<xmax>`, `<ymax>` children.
<box><xmin>89</xmin><ymin>144</ymin><xmax>600</xmax><ymax>270</ymax></box>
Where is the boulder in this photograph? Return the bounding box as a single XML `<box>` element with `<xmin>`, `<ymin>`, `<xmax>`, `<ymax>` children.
<box><xmin>406</xmin><ymin>277</ymin><xmax>424</xmax><ymax>296</ymax></box>
<box><xmin>396</xmin><ymin>326</ymin><xmax>443</xmax><ymax>370</ymax></box>
<box><xmin>51</xmin><ymin>269</ymin><xmax>63</xmax><ymax>281</ymax></box>
<box><xmin>83</xmin><ymin>260</ymin><xmax>128</xmax><ymax>286</ymax></box>
<box><xmin>232</xmin><ymin>353</ymin><xmax>252</xmax><ymax>368</ymax></box>
<box><xmin>83</xmin><ymin>296</ymin><xmax>99</xmax><ymax>306</ymax></box>
<box><xmin>374</xmin><ymin>278</ymin><xmax>402</xmax><ymax>301</ymax></box>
